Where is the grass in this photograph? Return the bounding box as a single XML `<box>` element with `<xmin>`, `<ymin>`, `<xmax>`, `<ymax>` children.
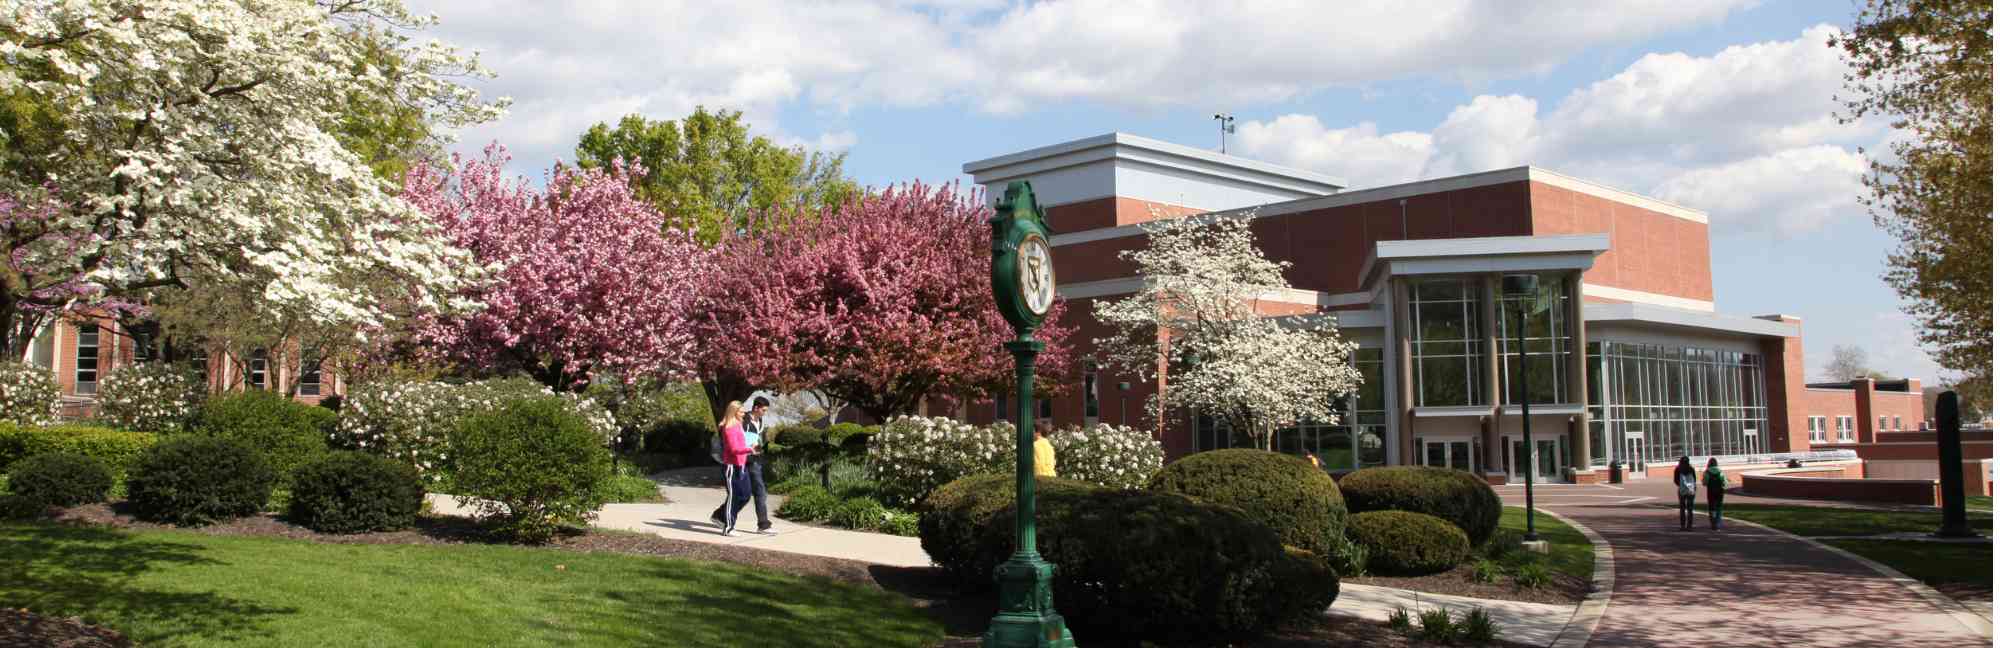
<box><xmin>1966</xmin><ymin>495</ymin><xmax>1991</xmax><ymax>512</ymax></box>
<box><xmin>1822</xmin><ymin>539</ymin><xmax>1991</xmax><ymax>600</ymax></box>
<box><xmin>1721</xmin><ymin>504</ymin><xmax>1994</xmax><ymax>537</ymax></box>
<box><xmin>0</xmin><ymin>521</ymin><xmax>944</xmax><ymax>647</ymax></box>
<box><xmin>1492</xmin><ymin>505</ymin><xmax>1594</xmax><ymax>582</ymax></box>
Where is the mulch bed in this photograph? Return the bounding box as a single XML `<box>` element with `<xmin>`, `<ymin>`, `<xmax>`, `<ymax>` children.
<box><xmin>1350</xmin><ymin>563</ymin><xmax>1591</xmax><ymax>606</ymax></box>
<box><xmin>0</xmin><ymin>608</ymin><xmax>131</xmax><ymax>648</ymax></box>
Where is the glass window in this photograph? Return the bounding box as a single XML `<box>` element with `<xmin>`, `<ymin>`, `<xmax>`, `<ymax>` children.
<box><xmin>1893</xmin><ymin>416</ymin><xmax>1901</xmax><ymax>431</ymax></box>
<box><xmin>27</xmin><ymin>323</ymin><xmax>55</xmax><ymax>369</ymax></box>
<box><xmin>299</xmin><ymin>359</ymin><xmax>322</xmax><ymax>397</ymax></box>
<box><xmin>994</xmin><ymin>394</ymin><xmax>1007</xmax><ymax>420</ymax></box>
<box><xmin>1595</xmin><ymin>341</ymin><xmax>1767</xmax><ymax>464</ymax></box>
<box><xmin>1409</xmin><ymin>278</ymin><xmax>1484</xmax><ymax>407</ymax></box>
<box><xmin>75</xmin><ymin>324</ymin><xmax>100</xmax><ymax>395</ymax></box>
<box><xmin>1878</xmin><ymin>415</ymin><xmax>1888</xmax><ymax>432</ymax></box>
<box><xmin>248</xmin><ymin>349</ymin><xmax>269</xmax><ymax>390</ymax></box>
<box><xmin>1038</xmin><ymin>397</ymin><xmax>1053</xmax><ymax>419</ymax></box>
<box><xmin>1498</xmin><ymin>273</ymin><xmax>1572</xmax><ymax>405</ymax></box>
<box><xmin>1083</xmin><ymin>371</ymin><xmax>1099</xmax><ymax>418</ymax></box>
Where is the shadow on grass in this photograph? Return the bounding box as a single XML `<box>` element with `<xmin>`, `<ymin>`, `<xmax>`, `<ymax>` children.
<box><xmin>0</xmin><ymin>522</ymin><xmax>297</xmax><ymax>644</ymax></box>
<box><xmin>542</xmin><ymin>560</ymin><xmax>945</xmax><ymax>647</ymax></box>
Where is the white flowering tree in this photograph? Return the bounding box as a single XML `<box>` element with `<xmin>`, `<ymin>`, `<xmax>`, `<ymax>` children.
<box><xmin>1093</xmin><ymin>213</ymin><xmax>1363</xmax><ymax>449</ymax></box>
<box><xmin>0</xmin><ymin>0</ymin><xmax>508</xmax><ymax>356</ymax></box>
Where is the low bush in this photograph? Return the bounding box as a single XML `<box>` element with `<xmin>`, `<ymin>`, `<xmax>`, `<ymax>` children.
<box><xmin>880</xmin><ymin>509</ymin><xmax>919</xmax><ymax>537</ymax></box>
<box><xmin>0</xmin><ymin>494</ymin><xmax>46</xmax><ymax>520</ymax></box>
<box><xmin>920</xmin><ymin>473</ymin><xmax>1338</xmax><ymax>640</ymax></box>
<box><xmin>0</xmin><ymin>424</ymin><xmax>157</xmax><ymax>476</ymax></box>
<box><xmin>1470</xmin><ymin>559</ymin><xmax>1502</xmax><ymax>584</ymax></box>
<box><xmin>93</xmin><ymin>363</ymin><xmax>207</xmax><ymax>433</ymax></box>
<box><xmin>1459</xmin><ymin>608</ymin><xmax>1499</xmax><ymax>644</ymax></box>
<box><xmin>1513</xmin><ymin>561</ymin><xmax>1552</xmax><ymax>589</ymax></box>
<box><xmin>1340</xmin><ymin>465</ymin><xmax>1503</xmax><ymax>546</ymax></box>
<box><xmin>1047</xmin><ymin>423</ymin><xmax>1164</xmax><ymax>489</ymax></box>
<box><xmin>1346</xmin><ymin>511</ymin><xmax>1469</xmax><ymax>576</ymax></box>
<box><xmin>776</xmin><ymin>484</ymin><xmax>837</xmax><ymax>522</ymax></box>
<box><xmin>7</xmin><ymin>452</ymin><xmax>113</xmax><ymax>506</ymax></box>
<box><xmin>1147</xmin><ymin>448</ymin><xmax>1349</xmax><ymax>557</ymax></box>
<box><xmin>867</xmin><ymin>417</ymin><xmax>1014</xmax><ymax>508</ymax></box>
<box><xmin>126</xmin><ymin>436</ymin><xmax>276</xmax><ymax>526</ymax></box>
<box><xmin>641</xmin><ymin>419</ymin><xmax>712</xmax><ymax>462</ymax></box>
<box><xmin>1418</xmin><ymin>607</ymin><xmax>1456</xmax><ymax>642</ymax></box>
<box><xmin>1327</xmin><ymin>533</ymin><xmax>1371</xmax><ymax>577</ymax></box>
<box><xmin>0</xmin><ymin>361</ymin><xmax>60</xmax><ymax>427</ymax></box>
<box><xmin>830</xmin><ymin>497</ymin><xmax>888</xmax><ymax>531</ymax></box>
<box><xmin>196</xmin><ymin>390</ymin><xmax>336</xmax><ymax>482</ymax></box>
<box><xmin>449</xmin><ymin>397</ymin><xmax>613</xmax><ymax>543</ymax></box>
<box><xmin>1388</xmin><ymin>606</ymin><xmax>1412</xmax><ymax>633</ymax></box>
<box><xmin>286</xmin><ymin>451</ymin><xmax>424</xmax><ymax>533</ymax></box>
<box><xmin>333</xmin><ymin>378</ymin><xmax>621</xmax><ymax>485</ymax></box>
<box><xmin>598</xmin><ymin>470</ymin><xmax>663</xmax><ymax>503</ymax></box>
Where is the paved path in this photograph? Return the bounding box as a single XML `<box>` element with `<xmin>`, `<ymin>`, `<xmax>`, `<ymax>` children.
<box><xmin>1328</xmin><ymin>583</ymin><xmax>1573</xmax><ymax>647</ymax></box>
<box><xmin>1498</xmin><ymin>484</ymin><xmax>1989</xmax><ymax>647</ymax></box>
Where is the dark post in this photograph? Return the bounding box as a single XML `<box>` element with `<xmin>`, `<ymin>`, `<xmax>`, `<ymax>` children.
<box><xmin>1936</xmin><ymin>391</ymin><xmax>1975</xmax><ymax>537</ymax></box>
<box><xmin>1503</xmin><ymin>274</ymin><xmax>1541</xmax><ymax>542</ymax></box>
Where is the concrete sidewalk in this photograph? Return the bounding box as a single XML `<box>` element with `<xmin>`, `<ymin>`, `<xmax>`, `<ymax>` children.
<box><xmin>1328</xmin><ymin>583</ymin><xmax>1574</xmax><ymax>647</ymax></box>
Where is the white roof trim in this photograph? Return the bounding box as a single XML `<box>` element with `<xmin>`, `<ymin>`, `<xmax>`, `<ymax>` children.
<box><xmin>1529</xmin><ymin>167</ymin><xmax>1708</xmax><ymax>224</ymax></box>
<box><xmin>1580</xmin><ymin>283</ymin><xmax>1715</xmax><ymax>312</ymax></box>
<box><xmin>1361</xmin><ymin>234</ymin><xmax>1610</xmax><ymax>290</ymax></box>
<box><xmin>1583</xmin><ymin>302</ymin><xmax>1800</xmax><ymax>338</ymax></box>
<box><xmin>1414</xmin><ymin>405</ymin><xmax>1495</xmax><ymax>418</ymax></box>
<box><xmin>1055</xmin><ymin>276</ymin><xmax>1372</xmax><ymax>308</ymax></box>
<box><xmin>963</xmin><ymin>132</ymin><xmax>1346</xmax><ymax>191</ymax></box>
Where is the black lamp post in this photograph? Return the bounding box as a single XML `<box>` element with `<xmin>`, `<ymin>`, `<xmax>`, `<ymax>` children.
<box><xmin>1502</xmin><ymin>274</ymin><xmax>1548</xmax><ymax>543</ymax></box>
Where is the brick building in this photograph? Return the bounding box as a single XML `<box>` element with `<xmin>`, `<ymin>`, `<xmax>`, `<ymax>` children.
<box><xmin>959</xmin><ymin>132</ymin><xmax>1830</xmax><ymax>485</ymax></box>
<box><xmin>16</xmin><ymin>317</ymin><xmax>343</xmax><ymax>416</ymax></box>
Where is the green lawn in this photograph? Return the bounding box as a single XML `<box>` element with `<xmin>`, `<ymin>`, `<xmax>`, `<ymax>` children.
<box><xmin>1966</xmin><ymin>495</ymin><xmax>1991</xmax><ymax>512</ymax></box>
<box><xmin>1495</xmin><ymin>506</ymin><xmax>1594</xmax><ymax>581</ymax></box>
<box><xmin>0</xmin><ymin>522</ymin><xmax>943</xmax><ymax>647</ymax></box>
<box><xmin>1823</xmin><ymin>539</ymin><xmax>1992</xmax><ymax>600</ymax></box>
<box><xmin>1721</xmin><ymin>504</ymin><xmax>1993</xmax><ymax>537</ymax></box>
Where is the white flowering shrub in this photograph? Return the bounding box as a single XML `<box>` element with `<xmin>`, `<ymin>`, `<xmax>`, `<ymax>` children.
<box><xmin>0</xmin><ymin>361</ymin><xmax>60</xmax><ymax>426</ymax></box>
<box><xmin>94</xmin><ymin>363</ymin><xmax>208</xmax><ymax>432</ymax></box>
<box><xmin>867</xmin><ymin>416</ymin><xmax>1014</xmax><ymax>507</ymax></box>
<box><xmin>1048</xmin><ymin>423</ymin><xmax>1165</xmax><ymax>490</ymax></box>
<box><xmin>333</xmin><ymin>377</ymin><xmax>620</xmax><ymax>484</ymax></box>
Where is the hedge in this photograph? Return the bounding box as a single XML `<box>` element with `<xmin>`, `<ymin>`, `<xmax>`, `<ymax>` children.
<box><xmin>1346</xmin><ymin>510</ymin><xmax>1470</xmax><ymax>576</ymax></box>
<box><xmin>1147</xmin><ymin>448</ymin><xmax>1349</xmax><ymax>557</ymax></box>
<box><xmin>126</xmin><ymin>436</ymin><xmax>277</xmax><ymax>526</ymax></box>
<box><xmin>0</xmin><ymin>423</ymin><xmax>157</xmax><ymax>477</ymax></box>
<box><xmin>1339</xmin><ymin>465</ymin><xmax>1503</xmax><ymax>546</ymax></box>
<box><xmin>287</xmin><ymin>451</ymin><xmax>424</xmax><ymax>534</ymax></box>
<box><xmin>8</xmin><ymin>452</ymin><xmax>114</xmax><ymax>506</ymax></box>
<box><xmin>196</xmin><ymin>390</ymin><xmax>337</xmax><ymax>483</ymax></box>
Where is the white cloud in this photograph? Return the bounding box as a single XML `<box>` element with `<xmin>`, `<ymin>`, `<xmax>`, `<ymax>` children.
<box><xmin>1234</xmin><ymin>25</ymin><xmax>1887</xmax><ymax>235</ymax></box>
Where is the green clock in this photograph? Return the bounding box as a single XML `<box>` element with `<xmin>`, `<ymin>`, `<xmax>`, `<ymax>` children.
<box><xmin>990</xmin><ymin>181</ymin><xmax>1056</xmax><ymax>336</ymax></box>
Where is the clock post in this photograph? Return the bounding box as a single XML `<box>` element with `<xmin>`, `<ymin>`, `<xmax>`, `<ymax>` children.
<box><xmin>983</xmin><ymin>181</ymin><xmax>1074</xmax><ymax>648</ymax></box>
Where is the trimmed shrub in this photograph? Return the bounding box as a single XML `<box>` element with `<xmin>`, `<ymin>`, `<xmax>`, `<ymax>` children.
<box><xmin>1340</xmin><ymin>465</ymin><xmax>1503</xmax><ymax>546</ymax></box>
<box><xmin>642</xmin><ymin>419</ymin><xmax>712</xmax><ymax>460</ymax></box>
<box><xmin>1147</xmin><ymin>448</ymin><xmax>1349</xmax><ymax>557</ymax></box>
<box><xmin>867</xmin><ymin>416</ymin><xmax>1013</xmax><ymax>508</ymax></box>
<box><xmin>0</xmin><ymin>494</ymin><xmax>47</xmax><ymax>520</ymax></box>
<box><xmin>776</xmin><ymin>484</ymin><xmax>837</xmax><ymax>522</ymax></box>
<box><xmin>286</xmin><ymin>451</ymin><xmax>424</xmax><ymax>533</ymax></box>
<box><xmin>0</xmin><ymin>424</ymin><xmax>157</xmax><ymax>476</ymax></box>
<box><xmin>196</xmin><ymin>390</ymin><xmax>336</xmax><ymax>482</ymax></box>
<box><xmin>1047</xmin><ymin>423</ymin><xmax>1165</xmax><ymax>489</ymax></box>
<box><xmin>1346</xmin><ymin>511</ymin><xmax>1469</xmax><ymax>576</ymax></box>
<box><xmin>921</xmin><ymin>473</ymin><xmax>1338</xmax><ymax>640</ymax></box>
<box><xmin>127</xmin><ymin>436</ymin><xmax>276</xmax><ymax>526</ymax></box>
<box><xmin>0</xmin><ymin>361</ymin><xmax>60</xmax><ymax>426</ymax></box>
<box><xmin>94</xmin><ymin>363</ymin><xmax>207</xmax><ymax>433</ymax></box>
<box><xmin>8</xmin><ymin>452</ymin><xmax>113</xmax><ymax>506</ymax></box>
<box><xmin>334</xmin><ymin>378</ymin><xmax>620</xmax><ymax>485</ymax></box>
<box><xmin>448</xmin><ymin>396</ymin><xmax>612</xmax><ymax>542</ymax></box>
<box><xmin>830</xmin><ymin>496</ymin><xmax>888</xmax><ymax>531</ymax></box>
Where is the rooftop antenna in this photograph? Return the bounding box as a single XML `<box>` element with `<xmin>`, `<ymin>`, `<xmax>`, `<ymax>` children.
<box><xmin>1213</xmin><ymin>112</ymin><xmax>1236</xmax><ymax>154</ymax></box>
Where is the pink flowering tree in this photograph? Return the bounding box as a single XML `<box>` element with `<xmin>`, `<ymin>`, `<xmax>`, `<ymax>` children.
<box><xmin>403</xmin><ymin>145</ymin><xmax>710</xmax><ymax>389</ymax></box>
<box><xmin>699</xmin><ymin>182</ymin><xmax>1077</xmax><ymax>422</ymax></box>
<box><xmin>0</xmin><ymin>189</ymin><xmax>145</xmax><ymax>358</ymax></box>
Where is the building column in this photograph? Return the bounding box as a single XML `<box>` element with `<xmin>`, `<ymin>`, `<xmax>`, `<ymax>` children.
<box><xmin>1482</xmin><ymin>273</ymin><xmax>1505</xmax><ymax>479</ymax></box>
<box><xmin>1390</xmin><ymin>277</ymin><xmax>1414</xmax><ymax>466</ymax></box>
<box><xmin>1568</xmin><ymin>271</ymin><xmax>1592</xmax><ymax>474</ymax></box>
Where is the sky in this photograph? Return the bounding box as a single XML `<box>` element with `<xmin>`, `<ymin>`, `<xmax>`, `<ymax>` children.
<box><xmin>407</xmin><ymin>0</ymin><xmax>1949</xmax><ymax>384</ymax></box>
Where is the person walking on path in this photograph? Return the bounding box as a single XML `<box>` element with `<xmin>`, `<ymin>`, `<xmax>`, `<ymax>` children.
<box><xmin>1033</xmin><ymin>428</ymin><xmax>1056</xmax><ymax>477</ymax></box>
<box><xmin>1703</xmin><ymin>457</ymin><xmax>1728</xmax><ymax>531</ymax></box>
<box><xmin>1673</xmin><ymin>456</ymin><xmax>1698</xmax><ymax>531</ymax></box>
<box><xmin>711</xmin><ymin>401</ymin><xmax>754</xmax><ymax>536</ymax></box>
<box><xmin>711</xmin><ymin>398</ymin><xmax>773</xmax><ymax>533</ymax></box>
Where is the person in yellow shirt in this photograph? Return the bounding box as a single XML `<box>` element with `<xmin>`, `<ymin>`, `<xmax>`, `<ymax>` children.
<box><xmin>1033</xmin><ymin>428</ymin><xmax>1056</xmax><ymax>477</ymax></box>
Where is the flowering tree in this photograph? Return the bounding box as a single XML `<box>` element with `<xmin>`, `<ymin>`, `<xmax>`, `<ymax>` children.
<box><xmin>403</xmin><ymin>146</ymin><xmax>710</xmax><ymax>389</ymax></box>
<box><xmin>1094</xmin><ymin>213</ymin><xmax>1362</xmax><ymax>448</ymax></box>
<box><xmin>0</xmin><ymin>0</ymin><xmax>504</xmax><ymax>356</ymax></box>
<box><xmin>698</xmin><ymin>182</ymin><xmax>1077</xmax><ymax>421</ymax></box>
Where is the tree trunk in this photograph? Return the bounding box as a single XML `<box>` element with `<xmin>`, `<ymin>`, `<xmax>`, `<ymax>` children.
<box><xmin>700</xmin><ymin>372</ymin><xmax>752</xmax><ymax>423</ymax></box>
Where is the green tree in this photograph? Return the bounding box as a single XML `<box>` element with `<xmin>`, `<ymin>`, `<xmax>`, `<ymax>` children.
<box><xmin>1831</xmin><ymin>0</ymin><xmax>1993</xmax><ymax>404</ymax></box>
<box><xmin>573</xmin><ymin>107</ymin><xmax>859</xmax><ymax>245</ymax></box>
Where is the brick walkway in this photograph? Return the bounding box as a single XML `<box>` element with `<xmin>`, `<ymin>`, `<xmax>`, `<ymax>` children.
<box><xmin>1499</xmin><ymin>484</ymin><xmax>1988</xmax><ymax>647</ymax></box>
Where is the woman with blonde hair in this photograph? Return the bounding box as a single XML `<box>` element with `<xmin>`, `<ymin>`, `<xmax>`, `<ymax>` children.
<box><xmin>712</xmin><ymin>401</ymin><xmax>754</xmax><ymax>535</ymax></box>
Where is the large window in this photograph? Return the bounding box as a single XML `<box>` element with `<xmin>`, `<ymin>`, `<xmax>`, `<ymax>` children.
<box><xmin>1808</xmin><ymin>416</ymin><xmax>1827</xmax><ymax>442</ymax></box>
<box><xmin>1259</xmin><ymin>347</ymin><xmax>1388</xmax><ymax>472</ymax></box>
<box><xmin>298</xmin><ymin>359</ymin><xmax>323</xmax><ymax>397</ymax></box>
<box><xmin>74</xmin><ymin>324</ymin><xmax>99</xmax><ymax>395</ymax></box>
<box><xmin>1498</xmin><ymin>274</ymin><xmax>1572</xmax><ymax>405</ymax></box>
<box><xmin>1836</xmin><ymin>416</ymin><xmax>1855</xmax><ymax>442</ymax></box>
<box><xmin>1593</xmin><ymin>342</ymin><xmax>1767</xmax><ymax>466</ymax></box>
<box><xmin>1083</xmin><ymin>370</ymin><xmax>1099</xmax><ymax>419</ymax></box>
<box><xmin>1409</xmin><ymin>279</ymin><xmax>1485</xmax><ymax>407</ymax></box>
<box><xmin>248</xmin><ymin>349</ymin><xmax>269</xmax><ymax>390</ymax></box>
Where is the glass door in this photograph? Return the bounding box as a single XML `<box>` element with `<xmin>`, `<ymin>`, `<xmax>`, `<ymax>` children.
<box><xmin>1624</xmin><ymin>430</ymin><xmax>1647</xmax><ymax>476</ymax></box>
<box><xmin>1421</xmin><ymin>440</ymin><xmax>1475</xmax><ymax>474</ymax></box>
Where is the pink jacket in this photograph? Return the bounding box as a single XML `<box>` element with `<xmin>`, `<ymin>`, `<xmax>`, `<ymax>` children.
<box><xmin>719</xmin><ymin>423</ymin><xmax>751</xmax><ymax>467</ymax></box>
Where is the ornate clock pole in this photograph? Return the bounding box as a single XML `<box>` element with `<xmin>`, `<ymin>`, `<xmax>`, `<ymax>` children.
<box><xmin>983</xmin><ymin>181</ymin><xmax>1074</xmax><ymax>648</ymax></box>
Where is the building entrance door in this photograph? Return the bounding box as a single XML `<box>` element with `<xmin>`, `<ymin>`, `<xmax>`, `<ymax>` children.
<box><xmin>1418</xmin><ymin>439</ymin><xmax>1475</xmax><ymax>473</ymax></box>
<box><xmin>1623</xmin><ymin>430</ymin><xmax>1647</xmax><ymax>478</ymax></box>
<box><xmin>1512</xmin><ymin>438</ymin><xmax>1567</xmax><ymax>483</ymax></box>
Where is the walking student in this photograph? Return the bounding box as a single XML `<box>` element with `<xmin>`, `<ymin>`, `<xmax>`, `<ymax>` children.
<box><xmin>711</xmin><ymin>401</ymin><xmax>754</xmax><ymax>536</ymax></box>
<box><xmin>711</xmin><ymin>398</ymin><xmax>773</xmax><ymax>533</ymax></box>
<box><xmin>1703</xmin><ymin>458</ymin><xmax>1728</xmax><ymax>530</ymax></box>
<box><xmin>1673</xmin><ymin>456</ymin><xmax>1698</xmax><ymax>531</ymax></box>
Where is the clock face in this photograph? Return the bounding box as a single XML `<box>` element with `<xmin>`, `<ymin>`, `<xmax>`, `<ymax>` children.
<box><xmin>1018</xmin><ymin>234</ymin><xmax>1054</xmax><ymax>315</ymax></box>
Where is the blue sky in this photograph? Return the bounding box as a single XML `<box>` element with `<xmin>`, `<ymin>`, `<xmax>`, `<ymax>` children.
<box><xmin>414</xmin><ymin>0</ymin><xmax>1944</xmax><ymax>383</ymax></box>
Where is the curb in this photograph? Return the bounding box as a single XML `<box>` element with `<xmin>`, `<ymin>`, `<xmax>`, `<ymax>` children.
<box><xmin>1541</xmin><ymin>508</ymin><xmax>1613</xmax><ymax>648</ymax></box>
<box><xmin>1725</xmin><ymin>516</ymin><xmax>1993</xmax><ymax>640</ymax></box>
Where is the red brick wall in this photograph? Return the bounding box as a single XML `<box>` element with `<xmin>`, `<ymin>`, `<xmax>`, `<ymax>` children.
<box><xmin>1760</xmin><ymin>325</ymin><xmax>1808</xmax><ymax>452</ymax></box>
<box><xmin>1530</xmin><ymin>182</ymin><xmax>1714</xmax><ymax>303</ymax></box>
<box><xmin>1741</xmin><ymin>468</ymin><xmax>1940</xmax><ymax>506</ymax></box>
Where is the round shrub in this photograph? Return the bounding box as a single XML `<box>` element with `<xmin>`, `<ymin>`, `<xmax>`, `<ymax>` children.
<box><xmin>0</xmin><ymin>494</ymin><xmax>47</xmax><ymax>520</ymax></box>
<box><xmin>0</xmin><ymin>361</ymin><xmax>60</xmax><ymax>426</ymax></box>
<box><xmin>0</xmin><ymin>424</ymin><xmax>157</xmax><ymax>477</ymax></box>
<box><xmin>776</xmin><ymin>484</ymin><xmax>837</xmax><ymax>522</ymax></box>
<box><xmin>196</xmin><ymin>390</ymin><xmax>336</xmax><ymax>482</ymax></box>
<box><xmin>868</xmin><ymin>416</ymin><xmax>1014</xmax><ymax>508</ymax></box>
<box><xmin>920</xmin><ymin>473</ymin><xmax>1101</xmax><ymax>585</ymax></box>
<box><xmin>8</xmin><ymin>452</ymin><xmax>113</xmax><ymax>506</ymax></box>
<box><xmin>1340</xmin><ymin>465</ymin><xmax>1502</xmax><ymax>546</ymax></box>
<box><xmin>1147</xmin><ymin>448</ymin><xmax>1349</xmax><ymax>557</ymax></box>
<box><xmin>830</xmin><ymin>496</ymin><xmax>888</xmax><ymax>531</ymax></box>
<box><xmin>94</xmin><ymin>363</ymin><xmax>207</xmax><ymax>432</ymax></box>
<box><xmin>449</xmin><ymin>396</ymin><xmax>612</xmax><ymax>542</ymax></box>
<box><xmin>1345</xmin><ymin>511</ymin><xmax>1469</xmax><ymax>576</ymax></box>
<box><xmin>127</xmin><ymin>436</ymin><xmax>276</xmax><ymax>526</ymax></box>
<box><xmin>1047</xmin><ymin>423</ymin><xmax>1165</xmax><ymax>489</ymax></box>
<box><xmin>286</xmin><ymin>451</ymin><xmax>424</xmax><ymax>533</ymax></box>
